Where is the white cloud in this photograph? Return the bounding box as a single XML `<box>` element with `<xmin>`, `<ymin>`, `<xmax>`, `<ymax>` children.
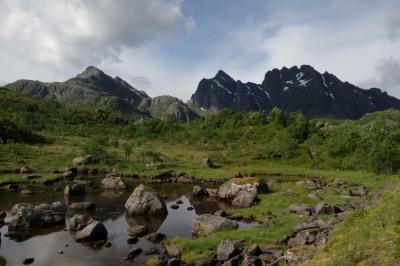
<box><xmin>0</xmin><ymin>0</ymin><xmax>184</xmax><ymax>67</ymax></box>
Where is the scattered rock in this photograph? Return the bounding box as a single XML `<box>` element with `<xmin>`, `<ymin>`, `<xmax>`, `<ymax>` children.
<box><xmin>217</xmin><ymin>239</ymin><xmax>244</xmax><ymax>261</ymax></box>
<box><xmin>315</xmin><ymin>202</ymin><xmax>332</xmax><ymax>215</ymax></box>
<box><xmin>74</xmin><ymin>221</ymin><xmax>108</xmax><ymax>242</ymax></box>
<box><xmin>69</xmin><ymin>214</ymin><xmax>94</xmax><ymax>231</ymax></box>
<box><xmin>126</xmin><ymin>248</ymin><xmax>143</xmax><ymax>260</ymax></box>
<box><xmin>206</xmin><ymin>188</ymin><xmax>219</xmax><ymax>198</ymax></box>
<box><xmin>20</xmin><ymin>166</ymin><xmax>33</xmax><ymax>174</ymax></box>
<box><xmin>193</xmin><ymin>186</ymin><xmax>208</xmax><ymax>197</ymax></box>
<box><xmin>63</xmin><ymin>171</ymin><xmax>76</xmax><ymax>180</ymax></box>
<box><xmin>72</xmin><ymin>155</ymin><xmax>94</xmax><ymax>165</ymax></box>
<box><xmin>171</xmin><ymin>204</ymin><xmax>179</xmax><ymax>209</ymax></box>
<box><xmin>350</xmin><ymin>186</ymin><xmax>368</xmax><ymax>197</ymax></box>
<box><xmin>330</xmin><ymin>178</ymin><xmax>348</xmax><ymax>188</ymax></box>
<box><xmin>166</xmin><ymin>244</ymin><xmax>182</xmax><ymax>257</ymax></box>
<box><xmin>192</xmin><ymin>214</ymin><xmax>238</xmax><ymax>236</ymax></box>
<box><xmin>187</xmin><ymin>207</ymin><xmax>194</xmax><ymax>211</ymax></box>
<box><xmin>307</xmin><ymin>192</ymin><xmax>323</xmax><ymax>201</ymax></box>
<box><xmin>218</xmin><ymin>178</ymin><xmax>268</xmax><ymax>200</ymax></box>
<box><xmin>176</xmin><ymin>200</ymin><xmax>184</xmax><ymax>205</ymax></box>
<box><xmin>200</xmin><ymin>158</ymin><xmax>215</xmax><ymax>168</ymax></box>
<box><xmin>64</xmin><ymin>183</ymin><xmax>85</xmax><ymax>197</ymax></box>
<box><xmin>125</xmin><ymin>184</ymin><xmax>168</xmax><ymax>216</ymax></box>
<box><xmin>144</xmin><ymin>232</ymin><xmax>166</xmax><ymax>243</ymax></box>
<box><xmin>214</xmin><ymin>210</ymin><xmax>229</xmax><ymax>217</ymax></box>
<box><xmin>101</xmin><ymin>176</ymin><xmax>127</xmax><ymax>190</ymax></box>
<box><xmin>258</xmin><ymin>248</ymin><xmax>283</xmax><ymax>265</ymax></box>
<box><xmin>69</xmin><ymin>202</ymin><xmax>96</xmax><ymax>212</ymax></box>
<box><xmin>6</xmin><ymin>184</ymin><xmax>19</xmax><ymax>192</ymax></box>
<box><xmin>288</xmin><ymin>204</ymin><xmax>313</xmax><ymax>215</ymax></box>
<box><xmin>105</xmin><ymin>242</ymin><xmax>112</xmax><ymax>248</ymax></box>
<box><xmin>23</xmin><ymin>258</ymin><xmax>34</xmax><ymax>265</ymax></box>
<box><xmin>20</xmin><ymin>189</ymin><xmax>35</xmax><ymax>195</ymax></box>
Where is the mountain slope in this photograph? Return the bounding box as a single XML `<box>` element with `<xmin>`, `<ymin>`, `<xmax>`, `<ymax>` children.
<box><xmin>6</xmin><ymin>67</ymin><xmax>196</xmax><ymax>121</ymax></box>
<box><xmin>190</xmin><ymin>65</ymin><xmax>400</xmax><ymax>119</ymax></box>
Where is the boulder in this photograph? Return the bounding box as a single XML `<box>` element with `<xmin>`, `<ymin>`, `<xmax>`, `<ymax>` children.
<box><xmin>200</xmin><ymin>158</ymin><xmax>215</xmax><ymax>168</ymax></box>
<box><xmin>74</xmin><ymin>221</ymin><xmax>108</xmax><ymax>242</ymax></box>
<box><xmin>72</xmin><ymin>155</ymin><xmax>94</xmax><ymax>165</ymax></box>
<box><xmin>193</xmin><ymin>186</ymin><xmax>207</xmax><ymax>197</ymax></box>
<box><xmin>64</xmin><ymin>183</ymin><xmax>85</xmax><ymax>197</ymax></box>
<box><xmin>69</xmin><ymin>214</ymin><xmax>94</xmax><ymax>231</ymax></box>
<box><xmin>288</xmin><ymin>204</ymin><xmax>313</xmax><ymax>215</ymax></box>
<box><xmin>192</xmin><ymin>214</ymin><xmax>238</xmax><ymax>236</ymax></box>
<box><xmin>125</xmin><ymin>184</ymin><xmax>168</xmax><ymax>216</ymax></box>
<box><xmin>8</xmin><ymin>202</ymin><xmax>66</xmax><ymax>231</ymax></box>
<box><xmin>69</xmin><ymin>202</ymin><xmax>96</xmax><ymax>212</ymax></box>
<box><xmin>143</xmin><ymin>232</ymin><xmax>166</xmax><ymax>243</ymax></box>
<box><xmin>101</xmin><ymin>176</ymin><xmax>127</xmax><ymax>190</ymax></box>
<box><xmin>20</xmin><ymin>166</ymin><xmax>33</xmax><ymax>174</ymax></box>
<box><xmin>217</xmin><ymin>239</ymin><xmax>244</xmax><ymax>261</ymax></box>
<box><xmin>315</xmin><ymin>202</ymin><xmax>332</xmax><ymax>215</ymax></box>
<box><xmin>307</xmin><ymin>192</ymin><xmax>323</xmax><ymax>201</ymax></box>
<box><xmin>218</xmin><ymin>178</ymin><xmax>268</xmax><ymax>200</ymax></box>
<box><xmin>232</xmin><ymin>191</ymin><xmax>258</xmax><ymax>208</ymax></box>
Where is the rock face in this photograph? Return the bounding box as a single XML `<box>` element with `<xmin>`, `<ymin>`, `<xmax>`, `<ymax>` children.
<box><xmin>190</xmin><ymin>65</ymin><xmax>400</xmax><ymax>119</ymax></box>
<box><xmin>125</xmin><ymin>184</ymin><xmax>168</xmax><ymax>216</ymax></box>
<box><xmin>101</xmin><ymin>176</ymin><xmax>127</xmax><ymax>190</ymax></box>
<box><xmin>192</xmin><ymin>214</ymin><xmax>239</xmax><ymax>236</ymax></box>
<box><xmin>74</xmin><ymin>221</ymin><xmax>108</xmax><ymax>242</ymax></box>
<box><xmin>72</xmin><ymin>155</ymin><xmax>94</xmax><ymax>165</ymax></box>
<box><xmin>64</xmin><ymin>183</ymin><xmax>86</xmax><ymax>196</ymax></box>
<box><xmin>8</xmin><ymin>202</ymin><xmax>66</xmax><ymax>231</ymax></box>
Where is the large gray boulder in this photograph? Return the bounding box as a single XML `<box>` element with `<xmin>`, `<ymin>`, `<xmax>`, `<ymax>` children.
<box><xmin>125</xmin><ymin>184</ymin><xmax>168</xmax><ymax>216</ymax></box>
<box><xmin>8</xmin><ymin>202</ymin><xmax>66</xmax><ymax>231</ymax></box>
<box><xmin>218</xmin><ymin>178</ymin><xmax>267</xmax><ymax>208</ymax></box>
<box><xmin>192</xmin><ymin>214</ymin><xmax>238</xmax><ymax>236</ymax></box>
<box><xmin>101</xmin><ymin>176</ymin><xmax>127</xmax><ymax>190</ymax></box>
<box><xmin>74</xmin><ymin>221</ymin><xmax>108</xmax><ymax>242</ymax></box>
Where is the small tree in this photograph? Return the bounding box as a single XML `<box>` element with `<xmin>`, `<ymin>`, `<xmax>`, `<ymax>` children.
<box><xmin>369</xmin><ymin>139</ymin><xmax>400</xmax><ymax>174</ymax></box>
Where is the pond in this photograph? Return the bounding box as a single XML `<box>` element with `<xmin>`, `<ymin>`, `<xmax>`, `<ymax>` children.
<box><xmin>0</xmin><ymin>179</ymin><xmax>258</xmax><ymax>266</ymax></box>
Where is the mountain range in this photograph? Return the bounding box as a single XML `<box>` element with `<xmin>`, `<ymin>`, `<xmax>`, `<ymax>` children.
<box><xmin>5</xmin><ymin>65</ymin><xmax>400</xmax><ymax>120</ymax></box>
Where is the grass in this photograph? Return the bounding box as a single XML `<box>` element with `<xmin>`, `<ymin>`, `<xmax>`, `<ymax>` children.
<box><xmin>303</xmin><ymin>181</ymin><xmax>400</xmax><ymax>266</ymax></box>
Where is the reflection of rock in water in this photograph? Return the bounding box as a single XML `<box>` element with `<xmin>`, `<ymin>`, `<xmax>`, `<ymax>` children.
<box><xmin>125</xmin><ymin>213</ymin><xmax>166</xmax><ymax>234</ymax></box>
<box><xmin>64</xmin><ymin>195</ymin><xmax>86</xmax><ymax>206</ymax></box>
<box><xmin>6</xmin><ymin>224</ymin><xmax>66</xmax><ymax>242</ymax></box>
<box><xmin>100</xmin><ymin>190</ymin><xmax>125</xmax><ymax>199</ymax></box>
<box><xmin>190</xmin><ymin>197</ymin><xmax>232</xmax><ymax>215</ymax></box>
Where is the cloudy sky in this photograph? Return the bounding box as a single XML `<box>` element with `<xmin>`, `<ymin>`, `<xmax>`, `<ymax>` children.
<box><xmin>0</xmin><ymin>0</ymin><xmax>399</xmax><ymax>100</ymax></box>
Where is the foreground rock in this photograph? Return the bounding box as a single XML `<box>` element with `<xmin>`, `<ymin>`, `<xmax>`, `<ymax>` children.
<box><xmin>192</xmin><ymin>214</ymin><xmax>238</xmax><ymax>236</ymax></box>
<box><xmin>8</xmin><ymin>202</ymin><xmax>66</xmax><ymax>231</ymax></box>
<box><xmin>217</xmin><ymin>239</ymin><xmax>244</xmax><ymax>261</ymax></box>
<box><xmin>64</xmin><ymin>183</ymin><xmax>86</xmax><ymax>197</ymax></box>
<box><xmin>101</xmin><ymin>176</ymin><xmax>127</xmax><ymax>190</ymax></box>
<box><xmin>74</xmin><ymin>221</ymin><xmax>108</xmax><ymax>242</ymax></box>
<box><xmin>218</xmin><ymin>177</ymin><xmax>268</xmax><ymax>207</ymax></box>
<box><xmin>125</xmin><ymin>184</ymin><xmax>168</xmax><ymax>216</ymax></box>
<box><xmin>72</xmin><ymin>155</ymin><xmax>94</xmax><ymax>165</ymax></box>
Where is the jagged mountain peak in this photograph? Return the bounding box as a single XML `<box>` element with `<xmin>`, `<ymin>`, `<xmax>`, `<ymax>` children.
<box><xmin>76</xmin><ymin>66</ymin><xmax>105</xmax><ymax>79</ymax></box>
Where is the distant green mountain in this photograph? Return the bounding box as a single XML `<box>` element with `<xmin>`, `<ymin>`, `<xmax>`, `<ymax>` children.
<box><xmin>6</xmin><ymin>67</ymin><xmax>198</xmax><ymax>121</ymax></box>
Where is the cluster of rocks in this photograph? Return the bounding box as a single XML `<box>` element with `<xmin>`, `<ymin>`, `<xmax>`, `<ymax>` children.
<box><xmin>296</xmin><ymin>177</ymin><xmax>368</xmax><ymax>197</ymax></box>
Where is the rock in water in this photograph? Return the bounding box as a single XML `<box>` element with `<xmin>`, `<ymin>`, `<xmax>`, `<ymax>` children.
<box><xmin>64</xmin><ymin>183</ymin><xmax>85</xmax><ymax>197</ymax></box>
<box><xmin>125</xmin><ymin>184</ymin><xmax>168</xmax><ymax>216</ymax></box>
<box><xmin>193</xmin><ymin>186</ymin><xmax>207</xmax><ymax>197</ymax></box>
<box><xmin>72</xmin><ymin>155</ymin><xmax>94</xmax><ymax>165</ymax></box>
<box><xmin>69</xmin><ymin>214</ymin><xmax>94</xmax><ymax>231</ymax></box>
<box><xmin>192</xmin><ymin>214</ymin><xmax>238</xmax><ymax>236</ymax></box>
<box><xmin>101</xmin><ymin>176</ymin><xmax>127</xmax><ymax>190</ymax></box>
<box><xmin>74</xmin><ymin>221</ymin><xmax>108</xmax><ymax>242</ymax></box>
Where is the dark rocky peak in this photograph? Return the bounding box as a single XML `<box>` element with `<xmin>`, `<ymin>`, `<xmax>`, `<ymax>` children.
<box><xmin>76</xmin><ymin>66</ymin><xmax>106</xmax><ymax>79</ymax></box>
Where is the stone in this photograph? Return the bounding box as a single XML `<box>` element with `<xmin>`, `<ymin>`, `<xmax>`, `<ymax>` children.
<box><xmin>315</xmin><ymin>202</ymin><xmax>332</xmax><ymax>215</ymax></box>
<box><xmin>192</xmin><ymin>214</ymin><xmax>238</xmax><ymax>236</ymax></box>
<box><xmin>74</xmin><ymin>221</ymin><xmax>108</xmax><ymax>242</ymax></box>
<box><xmin>0</xmin><ymin>211</ymin><xmax>6</xmax><ymax>219</ymax></box>
<box><xmin>193</xmin><ymin>186</ymin><xmax>208</xmax><ymax>197</ymax></box>
<box><xmin>69</xmin><ymin>202</ymin><xmax>96</xmax><ymax>212</ymax></box>
<box><xmin>200</xmin><ymin>158</ymin><xmax>215</xmax><ymax>168</ymax></box>
<box><xmin>217</xmin><ymin>239</ymin><xmax>244</xmax><ymax>261</ymax></box>
<box><xmin>214</xmin><ymin>210</ymin><xmax>229</xmax><ymax>217</ymax></box>
<box><xmin>258</xmin><ymin>249</ymin><xmax>283</xmax><ymax>265</ymax></box>
<box><xmin>206</xmin><ymin>188</ymin><xmax>219</xmax><ymax>197</ymax></box>
<box><xmin>288</xmin><ymin>204</ymin><xmax>313</xmax><ymax>215</ymax></box>
<box><xmin>168</xmin><ymin>258</ymin><xmax>185</xmax><ymax>266</ymax></box>
<box><xmin>126</xmin><ymin>248</ymin><xmax>142</xmax><ymax>260</ymax></box>
<box><xmin>330</xmin><ymin>178</ymin><xmax>348</xmax><ymax>188</ymax></box>
<box><xmin>69</xmin><ymin>214</ymin><xmax>94</xmax><ymax>231</ymax></box>
<box><xmin>187</xmin><ymin>207</ymin><xmax>194</xmax><ymax>211</ymax></box>
<box><xmin>144</xmin><ymin>246</ymin><xmax>160</xmax><ymax>255</ymax></box>
<box><xmin>350</xmin><ymin>186</ymin><xmax>368</xmax><ymax>197</ymax></box>
<box><xmin>101</xmin><ymin>176</ymin><xmax>127</xmax><ymax>190</ymax></box>
<box><xmin>307</xmin><ymin>192</ymin><xmax>323</xmax><ymax>201</ymax></box>
<box><xmin>218</xmin><ymin>178</ymin><xmax>268</xmax><ymax>200</ymax></box>
<box><xmin>144</xmin><ymin>232</ymin><xmax>166</xmax><ymax>243</ymax></box>
<box><xmin>171</xmin><ymin>204</ymin><xmax>179</xmax><ymax>209</ymax></box>
<box><xmin>166</xmin><ymin>244</ymin><xmax>182</xmax><ymax>257</ymax></box>
<box><xmin>232</xmin><ymin>191</ymin><xmax>258</xmax><ymax>208</ymax></box>
<box><xmin>20</xmin><ymin>166</ymin><xmax>33</xmax><ymax>174</ymax></box>
<box><xmin>20</xmin><ymin>189</ymin><xmax>35</xmax><ymax>195</ymax></box>
<box><xmin>6</xmin><ymin>183</ymin><xmax>18</xmax><ymax>191</ymax></box>
<box><xmin>176</xmin><ymin>200</ymin><xmax>184</xmax><ymax>205</ymax></box>
<box><xmin>127</xmin><ymin>237</ymin><xmax>138</xmax><ymax>244</ymax></box>
<box><xmin>105</xmin><ymin>242</ymin><xmax>112</xmax><ymax>248</ymax></box>
<box><xmin>292</xmin><ymin>221</ymin><xmax>323</xmax><ymax>233</ymax></box>
<box><xmin>242</xmin><ymin>253</ymin><xmax>260</xmax><ymax>266</ymax></box>
<box><xmin>222</xmin><ymin>255</ymin><xmax>241</xmax><ymax>266</ymax></box>
<box><xmin>63</xmin><ymin>171</ymin><xmax>76</xmax><ymax>180</ymax></box>
<box><xmin>64</xmin><ymin>183</ymin><xmax>85</xmax><ymax>197</ymax></box>
<box><xmin>23</xmin><ymin>258</ymin><xmax>34</xmax><ymax>265</ymax></box>
<box><xmin>125</xmin><ymin>184</ymin><xmax>168</xmax><ymax>216</ymax></box>
<box><xmin>127</xmin><ymin>225</ymin><xmax>148</xmax><ymax>237</ymax></box>
<box><xmin>72</xmin><ymin>155</ymin><xmax>94</xmax><ymax>165</ymax></box>
<box><xmin>245</xmin><ymin>244</ymin><xmax>262</xmax><ymax>256</ymax></box>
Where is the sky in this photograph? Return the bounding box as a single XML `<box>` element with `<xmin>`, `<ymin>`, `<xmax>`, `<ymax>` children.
<box><xmin>0</xmin><ymin>0</ymin><xmax>399</xmax><ymax>100</ymax></box>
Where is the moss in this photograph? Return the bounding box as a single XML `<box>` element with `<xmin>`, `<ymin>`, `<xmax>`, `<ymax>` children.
<box><xmin>146</xmin><ymin>257</ymin><xmax>160</xmax><ymax>266</ymax></box>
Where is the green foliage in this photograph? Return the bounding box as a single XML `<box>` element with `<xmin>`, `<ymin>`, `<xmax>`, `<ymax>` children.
<box><xmin>122</xmin><ymin>142</ymin><xmax>134</xmax><ymax>161</ymax></box>
<box><xmin>369</xmin><ymin>137</ymin><xmax>400</xmax><ymax>174</ymax></box>
<box><xmin>82</xmin><ymin>136</ymin><xmax>114</xmax><ymax>163</ymax></box>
